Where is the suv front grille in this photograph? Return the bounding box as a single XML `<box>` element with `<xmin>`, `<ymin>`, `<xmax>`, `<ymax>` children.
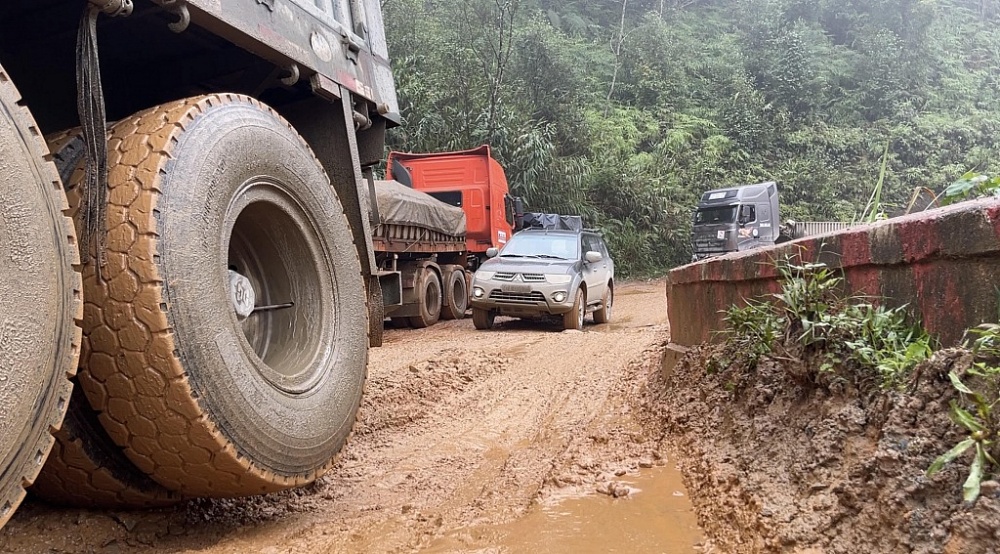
<box><xmin>489</xmin><ymin>291</ymin><xmax>546</xmax><ymax>304</ymax></box>
<box><xmin>520</xmin><ymin>273</ymin><xmax>545</xmax><ymax>282</ymax></box>
<box><xmin>494</xmin><ymin>272</ymin><xmax>516</xmax><ymax>281</ymax></box>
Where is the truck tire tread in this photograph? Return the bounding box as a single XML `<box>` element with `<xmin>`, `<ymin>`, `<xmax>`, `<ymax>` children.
<box><xmin>31</xmin><ymin>130</ymin><xmax>181</xmax><ymax>509</ymax></box>
<box><xmin>74</xmin><ymin>94</ymin><xmax>366</xmax><ymax>496</ymax></box>
<box><xmin>0</xmin><ymin>67</ymin><xmax>82</xmax><ymax>528</ymax></box>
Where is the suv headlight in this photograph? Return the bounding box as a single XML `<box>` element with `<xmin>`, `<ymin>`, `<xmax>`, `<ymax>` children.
<box><xmin>476</xmin><ymin>271</ymin><xmax>495</xmax><ymax>281</ymax></box>
<box><xmin>546</xmin><ymin>274</ymin><xmax>572</xmax><ymax>284</ymax></box>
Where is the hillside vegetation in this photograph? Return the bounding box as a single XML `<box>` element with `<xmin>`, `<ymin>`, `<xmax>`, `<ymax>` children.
<box><xmin>382</xmin><ymin>0</ymin><xmax>1000</xmax><ymax>276</ymax></box>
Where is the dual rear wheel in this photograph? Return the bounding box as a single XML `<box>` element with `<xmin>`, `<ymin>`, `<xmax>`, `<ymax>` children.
<box><xmin>28</xmin><ymin>93</ymin><xmax>370</xmax><ymax>508</ymax></box>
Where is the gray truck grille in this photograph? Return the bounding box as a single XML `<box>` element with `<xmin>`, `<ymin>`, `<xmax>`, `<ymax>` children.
<box><xmin>489</xmin><ymin>291</ymin><xmax>546</xmax><ymax>304</ymax></box>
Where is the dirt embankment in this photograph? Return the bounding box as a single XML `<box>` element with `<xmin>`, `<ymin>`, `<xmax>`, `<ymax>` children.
<box><xmin>656</xmin><ymin>346</ymin><xmax>1000</xmax><ymax>554</ymax></box>
<box><xmin>0</xmin><ymin>281</ymin><xmax>683</xmax><ymax>554</ymax></box>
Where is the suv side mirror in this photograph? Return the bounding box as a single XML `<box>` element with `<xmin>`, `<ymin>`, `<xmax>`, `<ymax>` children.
<box><xmin>486</xmin><ymin>247</ymin><xmax>499</xmax><ymax>258</ymax></box>
<box><xmin>585</xmin><ymin>251</ymin><xmax>602</xmax><ymax>264</ymax></box>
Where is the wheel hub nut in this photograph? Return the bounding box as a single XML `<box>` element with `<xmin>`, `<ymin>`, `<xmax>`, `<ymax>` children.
<box><xmin>229</xmin><ymin>270</ymin><xmax>256</xmax><ymax>319</ymax></box>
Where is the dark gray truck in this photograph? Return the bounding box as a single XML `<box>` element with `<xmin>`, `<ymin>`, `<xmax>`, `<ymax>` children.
<box><xmin>691</xmin><ymin>182</ymin><xmax>781</xmax><ymax>261</ymax></box>
<box><xmin>690</xmin><ymin>182</ymin><xmax>853</xmax><ymax>261</ymax></box>
<box><xmin>1</xmin><ymin>0</ymin><xmax>397</xmax><ymax>525</ymax></box>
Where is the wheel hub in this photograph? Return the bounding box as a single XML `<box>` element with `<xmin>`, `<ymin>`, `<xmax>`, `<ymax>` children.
<box><xmin>229</xmin><ymin>269</ymin><xmax>256</xmax><ymax>319</ymax></box>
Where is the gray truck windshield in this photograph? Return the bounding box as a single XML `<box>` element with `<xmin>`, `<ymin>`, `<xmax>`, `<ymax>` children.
<box><xmin>500</xmin><ymin>234</ymin><xmax>579</xmax><ymax>260</ymax></box>
<box><xmin>695</xmin><ymin>206</ymin><xmax>737</xmax><ymax>225</ymax></box>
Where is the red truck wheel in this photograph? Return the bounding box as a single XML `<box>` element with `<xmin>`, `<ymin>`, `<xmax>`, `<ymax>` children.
<box><xmin>409</xmin><ymin>268</ymin><xmax>442</xmax><ymax>328</ymax></box>
<box><xmin>0</xmin><ymin>66</ymin><xmax>81</xmax><ymax>528</ymax></box>
<box><xmin>440</xmin><ymin>266</ymin><xmax>468</xmax><ymax>320</ymax></box>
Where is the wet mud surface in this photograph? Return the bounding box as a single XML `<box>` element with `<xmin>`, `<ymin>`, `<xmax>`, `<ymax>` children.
<box><xmin>1</xmin><ymin>281</ymin><xmax>701</xmax><ymax>553</ymax></box>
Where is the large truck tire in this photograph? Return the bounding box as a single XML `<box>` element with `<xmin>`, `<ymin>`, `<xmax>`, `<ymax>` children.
<box><xmin>408</xmin><ymin>268</ymin><xmax>442</xmax><ymax>328</ymax></box>
<box><xmin>0</xmin><ymin>67</ymin><xmax>82</xmax><ymax>528</ymax></box>
<box><xmin>75</xmin><ymin>94</ymin><xmax>368</xmax><ymax>497</ymax></box>
<box><xmin>30</xmin><ymin>387</ymin><xmax>182</xmax><ymax>508</ymax></box>
<box><xmin>30</xmin><ymin>130</ymin><xmax>181</xmax><ymax>509</ymax></box>
<box><xmin>440</xmin><ymin>265</ymin><xmax>468</xmax><ymax>321</ymax></box>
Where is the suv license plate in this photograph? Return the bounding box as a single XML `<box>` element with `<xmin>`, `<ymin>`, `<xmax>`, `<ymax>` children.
<box><xmin>501</xmin><ymin>283</ymin><xmax>531</xmax><ymax>293</ymax></box>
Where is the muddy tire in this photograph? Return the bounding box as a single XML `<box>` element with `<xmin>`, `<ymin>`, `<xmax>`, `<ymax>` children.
<box><xmin>440</xmin><ymin>266</ymin><xmax>468</xmax><ymax>320</ymax></box>
<box><xmin>562</xmin><ymin>289</ymin><xmax>585</xmax><ymax>331</ymax></box>
<box><xmin>30</xmin><ymin>388</ymin><xmax>182</xmax><ymax>509</ymax></box>
<box><xmin>75</xmin><ymin>94</ymin><xmax>367</xmax><ymax>497</ymax></box>
<box><xmin>472</xmin><ymin>308</ymin><xmax>496</xmax><ymax>330</ymax></box>
<box><xmin>593</xmin><ymin>285</ymin><xmax>613</xmax><ymax>324</ymax></box>
<box><xmin>31</xmin><ymin>130</ymin><xmax>181</xmax><ymax>509</ymax></box>
<box><xmin>46</xmin><ymin>129</ymin><xmax>87</xmax><ymax>191</ymax></box>
<box><xmin>368</xmin><ymin>276</ymin><xmax>384</xmax><ymax>348</ymax></box>
<box><xmin>408</xmin><ymin>268</ymin><xmax>442</xmax><ymax>328</ymax></box>
<box><xmin>0</xmin><ymin>67</ymin><xmax>82</xmax><ymax>528</ymax></box>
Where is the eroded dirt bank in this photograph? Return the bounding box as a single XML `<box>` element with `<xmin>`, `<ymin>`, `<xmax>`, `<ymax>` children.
<box><xmin>657</xmin><ymin>346</ymin><xmax>1000</xmax><ymax>554</ymax></box>
<box><xmin>0</xmin><ymin>281</ymin><xmax>696</xmax><ymax>553</ymax></box>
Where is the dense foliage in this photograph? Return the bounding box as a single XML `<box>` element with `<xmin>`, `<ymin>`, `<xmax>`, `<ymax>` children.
<box><xmin>382</xmin><ymin>0</ymin><xmax>1000</xmax><ymax>276</ymax></box>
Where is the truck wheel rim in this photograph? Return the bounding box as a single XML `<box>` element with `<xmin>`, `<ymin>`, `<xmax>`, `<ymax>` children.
<box><xmin>226</xmin><ymin>180</ymin><xmax>330</xmax><ymax>393</ymax></box>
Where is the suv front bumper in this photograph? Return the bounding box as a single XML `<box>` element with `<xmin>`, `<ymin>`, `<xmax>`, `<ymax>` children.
<box><xmin>470</xmin><ymin>282</ymin><xmax>576</xmax><ymax>316</ymax></box>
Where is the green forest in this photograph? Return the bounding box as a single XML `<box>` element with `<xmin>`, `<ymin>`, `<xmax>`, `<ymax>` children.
<box><xmin>381</xmin><ymin>0</ymin><xmax>1000</xmax><ymax>276</ymax></box>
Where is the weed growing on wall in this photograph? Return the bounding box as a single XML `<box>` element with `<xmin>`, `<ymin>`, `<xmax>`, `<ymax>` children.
<box><xmin>721</xmin><ymin>256</ymin><xmax>932</xmax><ymax>390</ymax></box>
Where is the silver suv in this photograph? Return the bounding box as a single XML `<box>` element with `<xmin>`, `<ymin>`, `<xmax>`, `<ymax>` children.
<box><xmin>470</xmin><ymin>229</ymin><xmax>615</xmax><ymax>330</ymax></box>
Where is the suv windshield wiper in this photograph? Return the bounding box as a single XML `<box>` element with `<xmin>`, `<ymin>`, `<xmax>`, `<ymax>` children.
<box><xmin>499</xmin><ymin>254</ymin><xmax>525</xmax><ymax>258</ymax></box>
<box><xmin>534</xmin><ymin>254</ymin><xmax>566</xmax><ymax>260</ymax></box>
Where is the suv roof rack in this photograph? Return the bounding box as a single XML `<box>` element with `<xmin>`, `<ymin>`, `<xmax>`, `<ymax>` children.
<box><xmin>518</xmin><ymin>212</ymin><xmax>583</xmax><ymax>232</ymax></box>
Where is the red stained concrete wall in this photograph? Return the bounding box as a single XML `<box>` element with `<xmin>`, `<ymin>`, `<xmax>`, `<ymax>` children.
<box><xmin>667</xmin><ymin>199</ymin><xmax>1000</xmax><ymax>348</ymax></box>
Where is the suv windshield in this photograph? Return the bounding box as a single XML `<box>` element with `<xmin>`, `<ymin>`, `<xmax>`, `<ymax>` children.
<box><xmin>499</xmin><ymin>233</ymin><xmax>579</xmax><ymax>260</ymax></box>
<box><xmin>695</xmin><ymin>206</ymin><xmax>737</xmax><ymax>225</ymax></box>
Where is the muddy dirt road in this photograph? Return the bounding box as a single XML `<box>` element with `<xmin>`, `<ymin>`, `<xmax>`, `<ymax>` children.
<box><xmin>1</xmin><ymin>281</ymin><xmax>700</xmax><ymax>553</ymax></box>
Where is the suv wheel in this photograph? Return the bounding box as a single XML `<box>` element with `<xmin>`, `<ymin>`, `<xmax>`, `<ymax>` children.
<box><xmin>593</xmin><ymin>286</ymin><xmax>613</xmax><ymax>324</ymax></box>
<box><xmin>472</xmin><ymin>308</ymin><xmax>496</xmax><ymax>330</ymax></box>
<box><xmin>562</xmin><ymin>289</ymin><xmax>585</xmax><ymax>331</ymax></box>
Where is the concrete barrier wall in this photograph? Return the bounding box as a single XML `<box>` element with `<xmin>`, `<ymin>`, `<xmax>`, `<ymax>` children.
<box><xmin>667</xmin><ymin>198</ymin><xmax>1000</xmax><ymax>348</ymax></box>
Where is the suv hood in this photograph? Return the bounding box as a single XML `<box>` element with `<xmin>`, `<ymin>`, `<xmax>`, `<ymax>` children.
<box><xmin>479</xmin><ymin>257</ymin><xmax>578</xmax><ymax>275</ymax></box>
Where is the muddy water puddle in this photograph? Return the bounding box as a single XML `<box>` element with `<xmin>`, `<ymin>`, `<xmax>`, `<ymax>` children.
<box><xmin>425</xmin><ymin>466</ymin><xmax>702</xmax><ymax>553</ymax></box>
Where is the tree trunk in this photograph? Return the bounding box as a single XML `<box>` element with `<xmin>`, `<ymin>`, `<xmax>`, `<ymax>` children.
<box><xmin>605</xmin><ymin>0</ymin><xmax>628</xmax><ymax>115</ymax></box>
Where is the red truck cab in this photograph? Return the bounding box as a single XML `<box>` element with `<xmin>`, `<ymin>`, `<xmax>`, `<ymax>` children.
<box><xmin>387</xmin><ymin>145</ymin><xmax>515</xmax><ymax>256</ymax></box>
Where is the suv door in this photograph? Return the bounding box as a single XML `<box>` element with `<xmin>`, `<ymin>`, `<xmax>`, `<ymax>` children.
<box><xmin>597</xmin><ymin>236</ymin><xmax>614</xmax><ymax>283</ymax></box>
<box><xmin>581</xmin><ymin>233</ymin><xmax>607</xmax><ymax>305</ymax></box>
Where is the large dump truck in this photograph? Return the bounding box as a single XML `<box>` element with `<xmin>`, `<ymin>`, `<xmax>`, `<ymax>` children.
<box><xmin>1</xmin><ymin>0</ymin><xmax>398</xmax><ymax>525</ymax></box>
<box><xmin>371</xmin><ymin>146</ymin><xmax>518</xmax><ymax>331</ymax></box>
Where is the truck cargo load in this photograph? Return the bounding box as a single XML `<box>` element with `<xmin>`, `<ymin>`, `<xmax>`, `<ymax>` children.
<box><xmin>374</xmin><ymin>179</ymin><xmax>467</xmax><ymax>238</ymax></box>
